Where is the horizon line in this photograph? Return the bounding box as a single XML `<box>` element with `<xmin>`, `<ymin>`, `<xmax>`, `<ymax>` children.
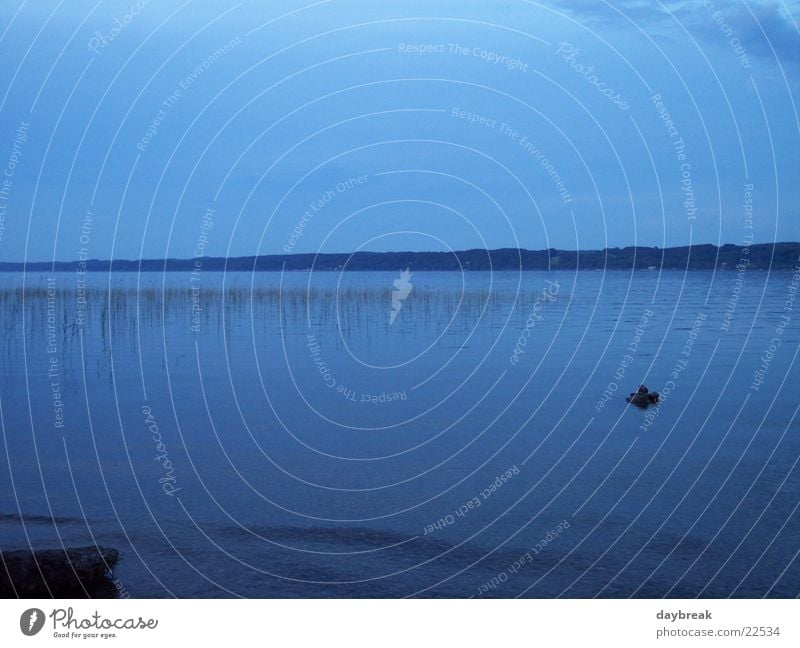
<box><xmin>2</xmin><ymin>241</ymin><xmax>799</xmax><ymax>267</ymax></box>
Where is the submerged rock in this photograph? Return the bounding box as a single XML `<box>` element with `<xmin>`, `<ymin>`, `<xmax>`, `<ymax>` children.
<box><xmin>626</xmin><ymin>384</ymin><xmax>660</xmax><ymax>409</ymax></box>
<box><xmin>0</xmin><ymin>546</ymin><xmax>119</xmax><ymax>598</ymax></box>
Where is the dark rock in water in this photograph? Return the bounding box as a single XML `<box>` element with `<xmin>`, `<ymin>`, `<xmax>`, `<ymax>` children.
<box><xmin>626</xmin><ymin>384</ymin><xmax>659</xmax><ymax>409</ymax></box>
<box><xmin>0</xmin><ymin>546</ymin><xmax>119</xmax><ymax>598</ymax></box>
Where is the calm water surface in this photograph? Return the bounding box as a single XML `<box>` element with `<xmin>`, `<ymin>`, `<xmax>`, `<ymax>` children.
<box><xmin>1</xmin><ymin>269</ymin><xmax>798</xmax><ymax>597</ymax></box>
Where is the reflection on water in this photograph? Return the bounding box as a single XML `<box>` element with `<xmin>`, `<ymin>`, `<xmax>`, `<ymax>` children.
<box><xmin>1</xmin><ymin>270</ymin><xmax>798</xmax><ymax>597</ymax></box>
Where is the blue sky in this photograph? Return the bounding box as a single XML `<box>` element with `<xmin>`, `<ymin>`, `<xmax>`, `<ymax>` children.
<box><xmin>0</xmin><ymin>0</ymin><xmax>797</xmax><ymax>262</ymax></box>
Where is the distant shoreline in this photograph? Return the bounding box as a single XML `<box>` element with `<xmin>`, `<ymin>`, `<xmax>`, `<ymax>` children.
<box><xmin>1</xmin><ymin>242</ymin><xmax>798</xmax><ymax>272</ymax></box>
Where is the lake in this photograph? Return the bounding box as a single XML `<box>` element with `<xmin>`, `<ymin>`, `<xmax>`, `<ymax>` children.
<box><xmin>1</xmin><ymin>268</ymin><xmax>798</xmax><ymax>597</ymax></box>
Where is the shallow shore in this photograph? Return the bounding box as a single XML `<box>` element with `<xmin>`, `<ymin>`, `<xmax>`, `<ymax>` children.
<box><xmin>1</xmin><ymin>546</ymin><xmax>119</xmax><ymax>598</ymax></box>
